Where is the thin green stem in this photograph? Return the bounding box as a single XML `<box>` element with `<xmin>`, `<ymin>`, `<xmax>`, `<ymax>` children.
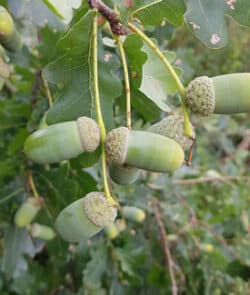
<box><xmin>127</xmin><ymin>22</ymin><xmax>193</xmax><ymax>138</ymax></box>
<box><xmin>92</xmin><ymin>12</ymin><xmax>116</xmax><ymax>206</ymax></box>
<box><xmin>42</xmin><ymin>76</ymin><xmax>53</xmax><ymax>107</ymax></box>
<box><xmin>29</xmin><ymin>171</ymin><xmax>39</xmax><ymax>199</ymax></box>
<box><xmin>0</xmin><ymin>188</ymin><xmax>24</xmax><ymax>205</ymax></box>
<box><xmin>114</xmin><ymin>35</ymin><xmax>132</xmax><ymax>129</ymax></box>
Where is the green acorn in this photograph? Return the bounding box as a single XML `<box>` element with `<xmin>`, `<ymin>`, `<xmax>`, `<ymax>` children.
<box><xmin>149</xmin><ymin>115</ymin><xmax>195</xmax><ymax>150</ymax></box>
<box><xmin>14</xmin><ymin>197</ymin><xmax>43</xmax><ymax>227</ymax></box>
<box><xmin>24</xmin><ymin>116</ymin><xmax>100</xmax><ymax>164</ymax></box>
<box><xmin>55</xmin><ymin>192</ymin><xmax>117</xmax><ymax>242</ymax></box>
<box><xmin>31</xmin><ymin>223</ymin><xmax>56</xmax><ymax>240</ymax></box>
<box><xmin>123</xmin><ymin>206</ymin><xmax>146</xmax><ymax>223</ymax></box>
<box><xmin>104</xmin><ymin>223</ymin><xmax>120</xmax><ymax>240</ymax></box>
<box><xmin>105</xmin><ymin>127</ymin><xmax>184</xmax><ymax>173</ymax></box>
<box><xmin>109</xmin><ymin>162</ymin><xmax>140</xmax><ymax>185</ymax></box>
<box><xmin>0</xmin><ymin>6</ymin><xmax>22</xmax><ymax>52</ymax></box>
<box><xmin>186</xmin><ymin>74</ymin><xmax>250</xmax><ymax>115</ymax></box>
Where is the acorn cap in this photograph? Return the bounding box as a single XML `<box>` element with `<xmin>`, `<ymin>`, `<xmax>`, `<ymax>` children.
<box><xmin>77</xmin><ymin>117</ymin><xmax>101</xmax><ymax>152</ymax></box>
<box><xmin>149</xmin><ymin>115</ymin><xmax>194</xmax><ymax>150</ymax></box>
<box><xmin>83</xmin><ymin>192</ymin><xmax>117</xmax><ymax>227</ymax></box>
<box><xmin>186</xmin><ymin>76</ymin><xmax>215</xmax><ymax>116</ymax></box>
<box><xmin>105</xmin><ymin>127</ymin><xmax>129</xmax><ymax>165</ymax></box>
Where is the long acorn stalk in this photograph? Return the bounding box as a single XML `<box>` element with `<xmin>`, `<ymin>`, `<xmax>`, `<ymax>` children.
<box><xmin>92</xmin><ymin>11</ymin><xmax>116</xmax><ymax>205</ymax></box>
<box><xmin>106</xmin><ymin>127</ymin><xmax>184</xmax><ymax>173</ymax></box>
<box><xmin>108</xmin><ymin>34</ymin><xmax>140</xmax><ymax>185</ymax></box>
<box><xmin>127</xmin><ymin>22</ymin><xmax>193</xmax><ymax>139</ymax></box>
<box><xmin>186</xmin><ymin>74</ymin><xmax>250</xmax><ymax>115</ymax></box>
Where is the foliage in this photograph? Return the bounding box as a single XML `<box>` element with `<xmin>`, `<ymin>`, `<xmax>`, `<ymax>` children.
<box><xmin>0</xmin><ymin>0</ymin><xmax>250</xmax><ymax>294</ymax></box>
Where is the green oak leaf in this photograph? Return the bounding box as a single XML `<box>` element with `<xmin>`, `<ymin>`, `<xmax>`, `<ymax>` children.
<box><xmin>226</xmin><ymin>0</ymin><xmax>250</xmax><ymax>27</ymax></box>
<box><xmin>131</xmin><ymin>0</ymin><xmax>186</xmax><ymax>26</ymax></box>
<box><xmin>124</xmin><ymin>34</ymin><xmax>148</xmax><ymax>89</ymax></box>
<box><xmin>43</xmin><ymin>10</ymin><xmax>122</xmax><ymax>130</ymax></box>
<box><xmin>185</xmin><ymin>0</ymin><xmax>250</xmax><ymax>49</ymax></box>
<box><xmin>139</xmin><ymin>41</ymin><xmax>182</xmax><ymax>112</ymax></box>
<box><xmin>1</xmin><ymin>226</ymin><xmax>36</xmax><ymax>279</ymax></box>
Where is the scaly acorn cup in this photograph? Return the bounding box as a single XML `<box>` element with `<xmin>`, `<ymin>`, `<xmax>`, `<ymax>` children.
<box><xmin>24</xmin><ymin>116</ymin><xmax>100</xmax><ymax>164</ymax></box>
<box><xmin>186</xmin><ymin>74</ymin><xmax>250</xmax><ymax>115</ymax></box>
<box><xmin>109</xmin><ymin>162</ymin><xmax>140</xmax><ymax>185</ymax></box>
<box><xmin>0</xmin><ymin>6</ymin><xmax>22</xmax><ymax>52</ymax></box>
<box><xmin>14</xmin><ymin>197</ymin><xmax>43</xmax><ymax>227</ymax></box>
<box><xmin>123</xmin><ymin>206</ymin><xmax>146</xmax><ymax>223</ymax></box>
<box><xmin>31</xmin><ymin>223</ymin><xmax>56</xmax><ymax>240</ymax></box>
<box><xmin>55</xmin><ymin>192</ymin><xmax>117</xmax><ymax>242</ymax></box>
<box><xmin>149</xmin><ymin>115</ymin><xmax>195</xmax><ymax>151</ymax></box>
<box><xmin>105</xmin><ymin>127</ymin><xmax>184</xmax><ymax>173</ymax></box>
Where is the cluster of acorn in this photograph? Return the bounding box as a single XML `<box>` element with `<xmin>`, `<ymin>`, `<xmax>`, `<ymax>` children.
<box><xmin>20</xmin><ymin>71</ymin><xmax>250</xmax><ymax>243</ymax></box>
<box><xmin>2</xmin><ymin>5</ymin><xmax>250</xmax><ymax>242</ymax></box>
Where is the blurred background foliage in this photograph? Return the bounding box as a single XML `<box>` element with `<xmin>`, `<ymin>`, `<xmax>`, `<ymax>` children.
<box><xmin>0</xmin><ymin>1</ymin><xmax>250</xmax><ymax>294</ymax></box>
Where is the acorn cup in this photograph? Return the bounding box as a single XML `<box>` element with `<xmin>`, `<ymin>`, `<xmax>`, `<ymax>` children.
<box><xmin>55</xmin><ymin>192</ymin><xmax>117</xmax><ymax>243</ymax></box>
<box><xmin>109</xmin><ymin>162</ymin><xmax>140</xmax><ymax>185</ymax></box>
<box><xmin>31</xmin><ymin>223</ymin><xmax>56</xmax><ymax>240</ymax></box>
<box><xmin>105</xmin><ymin>127</ymin><xmax>184</xmax><ymax>173</ymax></box>
<box><xmin>186</xmin><ymin>73</ymin><xmax>250</xmax><ymax>116</ymax></box>
<box><xmin>14</xmin><ymin>197</ymin><xmax>43</xmax><ymax>227</ymax></box>
<box><xmin>0</xmin><ymin>6</ymin><xmax>22</xmax><ymax>52</ymax></box>
<box><xmin>24</xmin><ymin>116</ymin><xmax>100</xmax><ymax>164</ymax></box>
<box><xmin>149</xmin><ymin>114</ymin><xmax>195</xmax><ymax>151</ymax></box>
<box><xmin>123</xmin><ymin>206</ymin><xmax>146</xmax><ymax>223</ymax></box>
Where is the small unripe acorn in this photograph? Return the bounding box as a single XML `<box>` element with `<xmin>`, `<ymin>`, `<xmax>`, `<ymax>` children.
<box><xmin>186</xmin><ymin>74</ymin><xmax>250</xmax><ymax>115</ymax></box>
<box><xmin>109</xmin><ymin>162</ymin><xmax>140</xmax><ymax>185</ymax></box>
<box><xmin>149</xmin><ymin>115</ymin><xmax>195</xmax><ymax>151</ymax></box>
<box><xmin>0</xmin><ymin>6</ymin><xmax>22</xmax><ymax>52</ymax></box>
<box><xmin>14</xmin><ymin>197</ymin><xmax>43</xmax><ymax>227</ymax></box>
<box><xmin>31</xmin><ymin>223</ymin><xmax>56</xmax><ymax>240</ymax></box>
<box><xmin>105</xmin><ymin>127</ymin><xmax>184</xmax><ymax>173</ymax></box>
<box><xmin>104</xmin><ymin>223</ymin><xmax>120</xmax><ymax>240</ymax></box>
<box><xmin>24</xmin><ymin>116</ymin><xmax>100</xmax><ymax>164</ymax></box>
<box><xmin>55</xmin><ymin>192</ymin><xmax>117</xmax><ymax>242</ymax></box>
<box><xmin>123</xmin><ymin>206</ymin><xmax>146</xmax><ymax>223</ymax></box>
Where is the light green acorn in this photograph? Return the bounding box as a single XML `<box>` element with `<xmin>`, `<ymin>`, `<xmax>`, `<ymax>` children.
<box><xmin>0</xmin><ymin>6</ymin><xmax>22</xmax><ymax>52</ymax></box>
<box><xmin>14</xmin><ymin>197</ymin><xmax>43</xmax><ymax>227</ymax></box>
<box><xmin>109</xmin><ymin>162</ymin><xmax>140</xmax><ymax>185</ymax></box>
<box><xmin>123</xmin><ymin>206</ymin><xmax>146</xmax><ymax>223</ymax></box>
<box><xmin>186</xmin><ymin>74</ymin><xmax>250</xmax><ymax>115</ymax></box>
<box><xmin>24</xmin><ymin>116</ymin><xmax>100</xmax><ymax>164</ymax></box>
<box><xmin>105</xmin><ymin>127</ymin><xmax>184</xmax><ymax>173</ymax></box>
<box><xmin>104</xmin><ymin>223</ymin><xmax>120</xmax><ymax>240</ymax></box>
<box><xmin>31</xmin><ymin>223</ymin><xmax>56</xmax><ymax>240</ymax></box>
<box><xmin>149</xmin><ymin>114</ymin><xmax>195</xmax><ymax>150</ymax></box>
<box><xmin>55</xmin><ymin>192</ymin><xmax>117</xmax><ymax>242</ymax></box>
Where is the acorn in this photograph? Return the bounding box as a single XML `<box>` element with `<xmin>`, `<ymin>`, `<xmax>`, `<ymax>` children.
<box><xmin>186</xmin><ymin>74</ymin><xmax>250</xmax><ymax>115</ymax></box>
<box><xmin>24</xmin><ymin>116</ymin><xmax>100</xmax><ymax>164</ymax></box>
<box><xmin>14</xmin><ymin>197</ymin><xmax>43</xmax><ymax>227</ymax></box>
<box><xmin>31</xmin><ymin>223</ymin><xmax>56</xmax><ymax>240</ymax></box>
<box><xmin>149</xmin><ymin>115</ymin><xmax>195</xmax><ymax>150</ymax></box>
<box><xmin>0</xmin><ymin>6</ymin><xmax>22</xmax><ymax>52</ymax></box>
<box><xmin>109</xmin><ymin>162</ymin><xmax>140</xmax><ymax>185</ymax></box>
<box><xmin>55</xmin><ymin>192</ymin><xmax>117</xmax><ymax>242</ymax></box>
<box><xmin>104</xmin><ymin>223</ymin><xmax>120</xmax><ymax>240</ymax></box>
<box><xmin>105</xmin><ymin>127</ymin><xmax>184</xmax><ymax>173</ymax></box>
<box><xmin>123</xmin><ymin>206</ymin><xmax>146</xmax><ymax>223</ymax></box>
